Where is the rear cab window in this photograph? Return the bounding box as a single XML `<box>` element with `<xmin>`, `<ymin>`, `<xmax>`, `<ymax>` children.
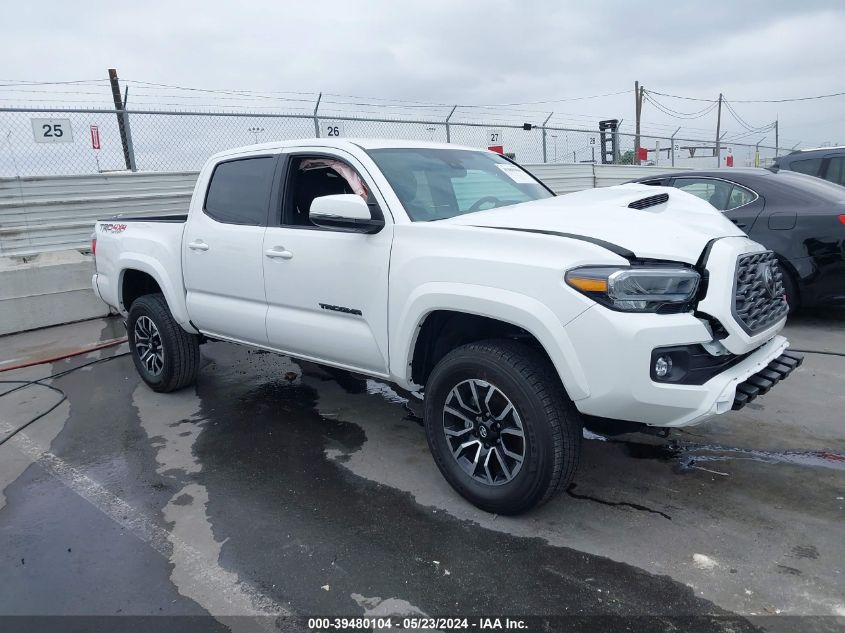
<box><xmin>204</xmin><ymin>156</ymin><xmax>276</xmax><ymax>225</ymax></box>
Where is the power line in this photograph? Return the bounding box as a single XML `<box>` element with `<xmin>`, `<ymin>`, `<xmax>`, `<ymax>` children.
<box><xmin>647</xmin><ymin>88</ymin><xmax>845</xmax><ymax>104</ymax></box>
<box><xmin>722</xmin><ymin>99</ymin><xmax>775</xmax><ymax>134</ymax></box>
<box><xmin>0</xmin><ymin>79</ymin><xmax>109</xmax><ymax>87</ymax></box>
<box><xmin>643</xmin><ymin>92</ymin><xmax>718</xmax><ymax>119</ymax></box>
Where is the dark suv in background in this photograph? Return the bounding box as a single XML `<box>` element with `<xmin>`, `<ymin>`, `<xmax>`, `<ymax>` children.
<box><xmin>772</xmin><ymin>147</ymin><xmax>845</xmax><ymax>186</ymax></box>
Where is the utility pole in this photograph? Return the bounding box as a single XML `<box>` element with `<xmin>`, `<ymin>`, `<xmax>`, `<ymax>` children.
<box><xmin>774</xmin><ymin>119</ymin><xmax>779</xmax><ymax>156</ymax></box>
<box><xmin>714</xmin><ymin>93</ymin><xmax>723</xmax><ymax>168</ymax></box>
<box><xmin>108</xmin><ymin>69</ymin><xmax>133</xmax><ymax>171</ymax></box>
<box><xmin>634</xmin><ymin>81</ymin><xmax>642</xmax><ymax>165</ymax></box>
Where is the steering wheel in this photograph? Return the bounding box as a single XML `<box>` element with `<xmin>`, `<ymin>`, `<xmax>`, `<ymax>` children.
<box><xmin>468</xmin><ymin>196</ymin><xmax>502</xmax><ymax>212</ymax></box>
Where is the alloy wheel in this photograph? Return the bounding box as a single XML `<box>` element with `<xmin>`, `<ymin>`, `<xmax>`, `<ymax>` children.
<box><xmin>442</xmin><ymin>378</ymin><xmax>525</xmax><ymax>486</ymax></box>
<box><xmin>134</xmin><ymin>315</ymin><xmax>165</xmax><ymax>376</ymax></box>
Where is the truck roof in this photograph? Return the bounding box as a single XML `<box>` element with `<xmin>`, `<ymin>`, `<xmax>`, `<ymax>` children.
<box><xmin>210</xmin><ymin>138</ymin><xmax>481</xmax><ymax>160</ymax></box>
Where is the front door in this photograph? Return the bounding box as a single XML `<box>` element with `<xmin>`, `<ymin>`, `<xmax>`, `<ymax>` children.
<box><xmin>183</xmin><ymin>154</ymin><xmax>277</xmax><ymax>346</ymax></box>
<box><xmin>262</xmin><ymin>149</ymin><xmax>393</xmax><ymax>375</ymax></box>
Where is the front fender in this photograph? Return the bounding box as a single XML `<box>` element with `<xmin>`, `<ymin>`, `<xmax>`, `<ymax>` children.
<box><xmin>390</xmin><ymin>282</ymin><xmax>591</xmax><ymax>400</ymax></box>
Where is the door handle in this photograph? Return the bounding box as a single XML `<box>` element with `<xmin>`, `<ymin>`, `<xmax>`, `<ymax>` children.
<box><xmin>265</xmin><ymin>247</ymin><xmax>293</xmax><ymax>260</ymax></box>
<box><xmin>188</xmin><ymin>240</ymin><xmax>209</xmax><ymax>251</ymax></box>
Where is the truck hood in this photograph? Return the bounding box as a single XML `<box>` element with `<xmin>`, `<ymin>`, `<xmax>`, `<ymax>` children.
<box><xmin>442</xmin><ymin>184</ymin><xmax>745</xmax><ymax>264</ymax></box>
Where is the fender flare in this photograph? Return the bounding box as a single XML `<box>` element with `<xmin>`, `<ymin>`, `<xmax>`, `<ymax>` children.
<box><xmin>117</xmin><ymin>253</ymin><xmax>193</xmax><ymax>329</ymax></box>
<box><xmin>390</xmin><ymin>282</ymin><xmax>591</xmax><ymax>400</ymax></box>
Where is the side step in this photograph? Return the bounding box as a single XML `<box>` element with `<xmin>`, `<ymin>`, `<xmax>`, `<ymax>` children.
<box><xmin>732</xmin><ymin>350</ymin><xmax>803</xmax><ymax>410</ymax></box>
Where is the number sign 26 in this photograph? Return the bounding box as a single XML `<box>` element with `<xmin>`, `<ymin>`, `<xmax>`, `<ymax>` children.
<box><xmin>320</xmin><ymin>121</ymin><xmax>344</xmax><ymax>138</ymax></box>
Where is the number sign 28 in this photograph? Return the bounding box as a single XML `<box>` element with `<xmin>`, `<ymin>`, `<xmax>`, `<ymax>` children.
<box><xmin>31</xmin><ymin>118</ymin><xmax>74</xmax><ymax>143</ymax></box>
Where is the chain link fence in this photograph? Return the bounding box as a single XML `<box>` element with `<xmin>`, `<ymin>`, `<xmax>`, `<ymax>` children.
<box><xmin>0</xmin><ymin>106</ymin><xmax>786</xmax><ymax>177</ymax></box>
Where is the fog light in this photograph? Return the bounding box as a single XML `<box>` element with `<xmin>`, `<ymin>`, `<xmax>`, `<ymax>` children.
<box><xmin>654</xmin><ymin>355</ymin><xmax>673</xmax><ymax>378</ymax></box>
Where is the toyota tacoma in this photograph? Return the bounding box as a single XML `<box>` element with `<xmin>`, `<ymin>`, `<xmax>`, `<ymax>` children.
<box><xmin>92</xmin><ymin>139</ymin><xmax>802</xmax><ymax>514</ymax></box>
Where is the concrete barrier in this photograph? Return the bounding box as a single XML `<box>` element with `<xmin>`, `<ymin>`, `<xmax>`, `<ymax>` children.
<box><xmin>0</xmin><ymin>250</ymin><xmax>109</xmax><ymax>336</ymax></box>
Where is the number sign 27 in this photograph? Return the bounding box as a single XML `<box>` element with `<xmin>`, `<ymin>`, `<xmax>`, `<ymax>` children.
<box><xmin>31</xmin><ymin>118</ymin><xmax>74</xmax><ymax>143</ymax></box>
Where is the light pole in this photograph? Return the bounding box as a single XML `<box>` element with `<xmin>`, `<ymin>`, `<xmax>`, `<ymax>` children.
<box><xmin>248</xmin><ymin>126</ymin><xmax>265</xmax><ymax>144</ymax></box>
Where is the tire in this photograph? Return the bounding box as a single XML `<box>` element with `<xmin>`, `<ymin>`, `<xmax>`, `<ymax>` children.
<box><xmin>127</xmin><ymin>293</ymin><xmax>200</xmax><ymax>393</ymax></box>
<box><xmin>423</xmin><ymin>339</ymin><xmax>581</xmax><ymax>515</ymax></box>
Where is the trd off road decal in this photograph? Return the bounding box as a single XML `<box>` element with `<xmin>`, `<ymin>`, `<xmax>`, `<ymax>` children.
<box><xmin>100</xmin><ymin>223</ymin><xmax>128</xmax><ymax>233</ymax></box>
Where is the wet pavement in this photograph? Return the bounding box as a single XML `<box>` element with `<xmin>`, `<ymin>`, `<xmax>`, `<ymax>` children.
<box><xmin>0</xmin><ymin>312</ymin><xmax>843</xmax><ymax>632</ymax></box>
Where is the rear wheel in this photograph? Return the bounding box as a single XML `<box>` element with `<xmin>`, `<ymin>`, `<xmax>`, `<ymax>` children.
<box><xmin>423</xmin><ymin>339</ymin><xmax>581</xmax><ymax>515</ymax></box>
<box><xmin>127</xmin><ymin>293</ymin><xmax>200</xmax><ymax>392</ymax></box>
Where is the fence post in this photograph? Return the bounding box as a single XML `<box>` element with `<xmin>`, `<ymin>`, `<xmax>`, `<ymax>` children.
<box><xmin>313</xmin><ymin>93</ymin><xmax>322</xmax><ymax>137</ymax></box>
<box><xmin>670</xmin><ymin>127</ymin><xmax>680</xmax><ymax>167</ymax></box>
<box><xmin>121</xmin><ymin>108</ymin><xmax>137</xmax><ymax>172</ymax></box>
<box><xmin>541</xmin><ymin>112</ymin><xmax>553</xmax><ymax>163</ymax></box>
<box><xmin>108</xmin><ymin>69</ymin><xmax>136</xmax><ymax>171</ymax></box>
<box><xmin>445</xmin><ymin>105</ymin><xmax>457</xmax><ymax>143</ymax></box>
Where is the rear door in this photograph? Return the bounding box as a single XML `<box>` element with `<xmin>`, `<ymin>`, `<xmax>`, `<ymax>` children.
<box><xmin>183</xmin><ymin>154</ymin><xmax>278</xmax><ymax>345</ymax></box>
<box><xmin>262</xmin><ymin>148</ymin><xmax>393</xmax><ymax>375</ymax></box>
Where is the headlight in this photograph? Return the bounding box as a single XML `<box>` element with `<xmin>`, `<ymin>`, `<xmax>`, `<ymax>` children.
<box><xmin>565</xmin><ymin>265</ymin><xmax>700</xmax><ymax>312</ymax></box>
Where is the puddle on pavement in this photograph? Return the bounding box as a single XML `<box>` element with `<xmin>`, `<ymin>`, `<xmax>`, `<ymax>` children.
<box><xmin>351</xmin><ymin>375</ymin><xmax>845</xmax><ymax>478</ymax></box>
<box><xmin>185</xmin><ymin>347</ymin><xmax>762</xmax><ymax>623</ymax></box>
<box><xmin>607</xmin><ymin>436</ymin><xmax>845</xmax><ymax>476</ymax></box>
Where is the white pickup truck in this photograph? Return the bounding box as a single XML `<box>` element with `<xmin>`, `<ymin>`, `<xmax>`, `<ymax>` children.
<box><xmin>93</xmin><ymin>139</ymin><xmax>802</xmax><ymax>514</ymax></box>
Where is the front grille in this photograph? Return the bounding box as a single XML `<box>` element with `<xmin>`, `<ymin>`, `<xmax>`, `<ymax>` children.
<box><xmin>733</xmin><ymin>251</ymin><xmax>789</xmax><ymax>333</ymax></box>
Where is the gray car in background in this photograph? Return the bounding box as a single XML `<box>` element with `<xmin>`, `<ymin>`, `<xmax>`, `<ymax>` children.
<box><xmin>772</xmin><ymin>146</ymin><xmax>845</xmax><ymax>186</ymax></box>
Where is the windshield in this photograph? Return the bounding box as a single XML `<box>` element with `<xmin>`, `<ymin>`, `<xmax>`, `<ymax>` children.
<box><xmin>367</xmin><ymin>148</ymin><xmax>553</xmax><ymax>221</ymax></box>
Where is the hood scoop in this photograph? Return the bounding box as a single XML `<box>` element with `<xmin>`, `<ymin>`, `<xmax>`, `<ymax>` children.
<box><xmin>628</xmin><ymin>192</ymin><xmax>669</xmax><ymax>210</ymax></box>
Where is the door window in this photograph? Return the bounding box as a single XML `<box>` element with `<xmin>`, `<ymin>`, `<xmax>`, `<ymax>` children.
<box><xmin>726</xmin><ymin>184</ymin><xmax>756</xmax><ymax>209</ymax></box>
<box><xmin>788</xmin><ymin>157</ymin><xmax>823</xmax><ymax>177</ymax></box>
<box><xmin>673</xmin><ymin>178</ymin><xmax>733</xmax><ymax>210</ymax></box>
<box><xmin>284</xmin><ymin>156</ymin><xmax>371</xmax><ymax>227</ymax></box>
<box><xmin>823</xmin><ymin>157</ymin><xmax>845</xmax><ymax>186</ymax></box>
<box><xmin>204</xmin><ymin>157</ymin><xmax>276</xmax><ymax>225</ymax></box>
<box><xmin>673</xmin><ymin>178</ymin><xmax>755</xmax><ymax>211</ymax></box>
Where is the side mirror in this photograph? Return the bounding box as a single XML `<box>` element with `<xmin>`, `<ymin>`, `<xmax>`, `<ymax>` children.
<box><xmin>309</xmin><ymin>194</ymin><xmax>385</xmax><ymax>234</ymax></box>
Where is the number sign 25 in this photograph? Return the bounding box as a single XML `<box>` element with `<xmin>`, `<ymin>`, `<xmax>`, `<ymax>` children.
<box><xmin>31</xmin><ymin>118</ymin><xmax>74</xmax><ymax>143</ymax></box>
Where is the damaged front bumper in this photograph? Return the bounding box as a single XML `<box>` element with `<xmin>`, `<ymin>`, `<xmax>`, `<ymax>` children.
<box><xmin>732</xmin><ymin>350</ymin><xmax>804</xmax><ymax>410</ymax></box>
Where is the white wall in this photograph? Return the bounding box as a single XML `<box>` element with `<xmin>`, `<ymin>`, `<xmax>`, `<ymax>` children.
<box><xmin>0</xmin><ymin>171</ymin><xmax>196</xmax><ymax>258</ymax></box>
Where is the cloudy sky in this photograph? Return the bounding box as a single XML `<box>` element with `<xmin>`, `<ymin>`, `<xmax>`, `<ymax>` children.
<box><xmin>2</xmin><ymin>0</ymin><xmax>844</xmax><ymax>148</ymax></box>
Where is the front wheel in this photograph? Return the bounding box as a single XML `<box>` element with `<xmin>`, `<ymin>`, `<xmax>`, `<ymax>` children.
<box><xmin>423</xmin><ymin>339</ymin><xmax>581</xmax><ymax>515</ymax></box>
<box><xmin>127</xmin><ymin>293</ymin><xmax>200</xmax><ymax>393</ymax></box>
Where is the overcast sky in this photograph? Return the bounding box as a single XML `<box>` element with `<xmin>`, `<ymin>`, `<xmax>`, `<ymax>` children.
<box><xmin>2</xmin><ymin>0</ymin><xmax>844</xmax><ymax>147</ymax></box>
